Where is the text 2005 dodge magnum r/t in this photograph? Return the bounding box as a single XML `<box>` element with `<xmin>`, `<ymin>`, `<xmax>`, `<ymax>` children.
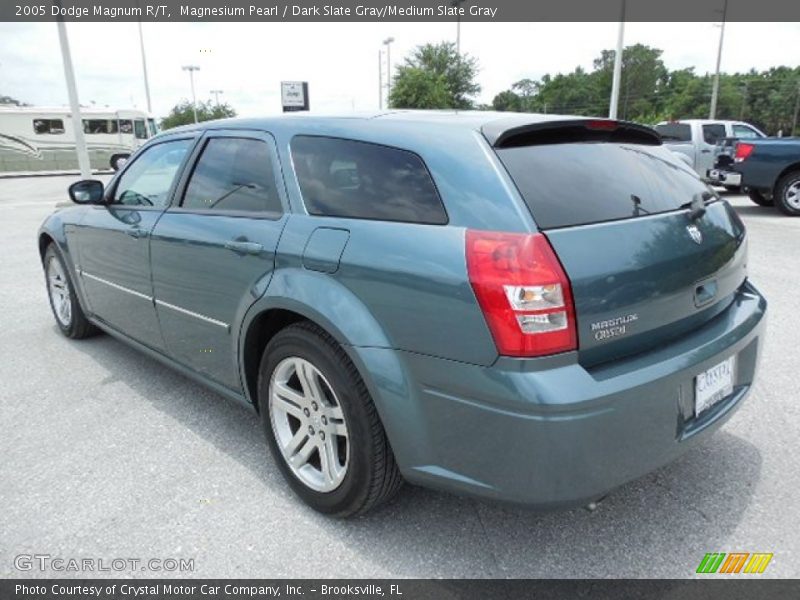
<box><xmin>39</xmin><ymin>112</ymin><xmax>766</xmax><ymax>516</ymax></box>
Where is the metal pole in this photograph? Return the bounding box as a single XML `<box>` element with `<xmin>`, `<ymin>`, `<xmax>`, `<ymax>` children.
<box><xmin>137</xmin><ymin>21</ymin><xmax>152</xmax><ymax>114</ymax></box>
<box><xmin>383</xmin><ymin>37</ymin><xmax>394</xmax><ymax>104</ymax></box>
<box><xmin>54</xmin><ymin>11</ymin><xmax>91</xmax><ymax>179</ymax></box>
<box><xmin>210</xmin><ymin>90</ymin><xmax>223</xmax><ymax>106</ymax></box>
<box><xmin>378</xmin><ymin>50</ymin><xmax>383</xmax><ymax>110</ymax></box>
<box><xmin>609</xmin><ymin>0</ymin><xmax>626</xmax><ymax>119</ymax></box>
<box><xmin>709</xmin><ymin>0</ymin><xmax>728</xmax><ymax>120</ymax></box>
<box><xmin>182</xmin><ymin>66</ymin><xmax>200</xmax><ymax>123</ymax></box>
<box><xmin>792</xmin><ymin>83</ymin><xmax>800</xmax><ymax>136</ymax></box>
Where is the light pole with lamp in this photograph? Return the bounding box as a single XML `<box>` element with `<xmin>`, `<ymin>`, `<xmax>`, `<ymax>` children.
<box><xmin>182</xmin><ymin>65</ymin><xmax>200</xmax><ymax>123</ymax></box>
<box><xmin>210</xmin><ymin>89</ymin><xmax>224</xmax><ymax>106</ymax></box>
<box><xmin>382</xmin><ymin>37</ymin><xmax>394</xmax><ymax>106</ymax></box>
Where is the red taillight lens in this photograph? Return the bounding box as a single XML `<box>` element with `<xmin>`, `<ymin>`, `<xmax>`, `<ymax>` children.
<box><xmin>735</xmin><ymin>142</ymin><xmax>755</xmax><ymax>162</ymax></box>
<box><xmin>465</xmin><ymin>230</ymin><xmax>577</xmax><ymax>357</ymax></box>
<box><xmin>585</xmin><ymin>119</ymin><xmax>619</xmax><ymax>131</ymax></box>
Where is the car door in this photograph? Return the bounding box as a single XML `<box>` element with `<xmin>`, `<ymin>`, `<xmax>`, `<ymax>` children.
<box><xmin>75</xmin><ymin>136</ymin><xmax>195</xmax><ymax>350</ymax></box>
<box><xmin>149</xmin><ymin>130</ymin><xmax>288</xmax><ymax>391</ymax></box>
<box><xmin>699</xmin><ymin>123</ymin><xmax>726</xmax><ymax>176</ymax></box>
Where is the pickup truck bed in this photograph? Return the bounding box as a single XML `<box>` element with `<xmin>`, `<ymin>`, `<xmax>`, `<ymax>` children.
<box><xmin>733</xmin><ymin>138</ymin><xmax>800</xmax><ymax>215</ymax></box>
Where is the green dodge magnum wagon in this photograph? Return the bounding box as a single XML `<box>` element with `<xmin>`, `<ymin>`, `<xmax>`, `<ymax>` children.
<box><xmin>39</xmin><ymin>111</ymin><xmax>766</xmax><ymax>516</ymax></box>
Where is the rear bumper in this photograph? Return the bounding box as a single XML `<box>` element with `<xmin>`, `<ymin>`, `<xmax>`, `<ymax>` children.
<box><xmin>363</xmin><ymin>281</ymin><xmax>766</xmax><ymax>507</ymax></box>
<box><xmin>706</xmin><ymin>168</ymin><xmax>742</xmax><ymax>187</ymax></box>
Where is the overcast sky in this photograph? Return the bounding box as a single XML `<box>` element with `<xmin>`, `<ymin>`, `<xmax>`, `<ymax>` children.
<box><xmin>0</xmin><ymin>21</ymin><xmax>797</xmax><ymax>118</ymax></box>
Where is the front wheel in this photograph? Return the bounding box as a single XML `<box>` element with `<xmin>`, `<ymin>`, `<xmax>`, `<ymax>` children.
<box><xmin>44</xmin><ymin>245</ymin><xmax>99</xmax><ymax>339</ymax></box>
<box><xmin>257</xmin><ymin>322</ymin><xmax>403</xmax><ymax>517</ymax></box>
<box><xmin>747</xmin><ymin>190</ymin><xmax>774</xmax><ymax>207</ymax></box>
<box><xmin>775</xmin><ymin>171</ymin><xmax>800</xmax><ymax>216</ymax></box>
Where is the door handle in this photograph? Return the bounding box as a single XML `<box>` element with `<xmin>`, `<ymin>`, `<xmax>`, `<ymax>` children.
<box><xmin>126</xmin><ymin>228</ymin><xmax>147</xmax><ymax>238</ymax></box>
<box><xmin>701</xmin><ymin>149</ymin><xmax>711</xmax><ymax>153</ymax></box>
<box><xmin>224</xmin><ymin>240</ymin><xmax>264</xmax><ymax>255</ymax></box>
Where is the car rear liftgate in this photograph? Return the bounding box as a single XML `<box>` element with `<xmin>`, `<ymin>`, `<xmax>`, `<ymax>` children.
<box><xmin>490</xmin><ymin>119</ymin><xmax>748</xmax><ymax>366</ymax></box>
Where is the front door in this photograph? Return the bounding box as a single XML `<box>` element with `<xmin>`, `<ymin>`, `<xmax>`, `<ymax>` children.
<box><xmin>149</xmin><ymin>131</ymin><xmax>288</xmax><ymax>391</ymax></box>
<box><xmin>699</xmin><ymin>123</ymin><xmax>726</xmax><ymax>176</ymax></box>
<box><xmin>75</xmin><ymin>137</ymin><xmax>194</xmax><ymax>350</ymax></box>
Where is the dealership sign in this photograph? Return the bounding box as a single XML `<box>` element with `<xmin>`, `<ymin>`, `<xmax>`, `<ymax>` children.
<box><xmin>281</xmin><ymin>81</ymin><xmax>309</xmax><ymax>112</ymax></box>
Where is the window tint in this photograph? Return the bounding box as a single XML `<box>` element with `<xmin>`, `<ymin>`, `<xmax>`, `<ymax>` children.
<box><xmin>33</xmin><ymin>119</ymin><xmax>64</xmax><ymax>134</ymax></box>
<box><xmin>113</xmin><ymin>139</ymin><xmax>192</xmax><ymax>207</ymax></box>
<box><xmin>83</xmin><ymin>119</ymin><xmax>119</xmax><ymax>134</ymax></box>
<box><xmin>654</xmin><ymin>123</ymin><xmax>691</xmax><ymax>142</ymax></box>
<box><xmin>134</xmin><ymin>120</ymin><xmax>147</xmax><ymax>139</ymax></box>
<box><xmin>496</xmin><ymin>143</ymin><xmax>710</xmax><ymax>230</ymax></box>
<box><xmin>119</xmin><ymin>119</ymin><xmax>133</xmax><ymax>134</ymax></box>
<box><xmin>702</xmin><ymin>124</ymin><xmax>726</xmax><ymax>144</ymax></box>
<box><xmin>182</xmin><ymin>138</ymin><xmax>282</xmax><ymax>214</ymax></box>
<box><xmin>291</xmin><ymin>136</ymin><xmax>447</xmax><ymax>224</ymax></box>
<box><xmin>733</xmin><ymin>124</ymin><xmax>760</xmax><ymax>139</ymax></box>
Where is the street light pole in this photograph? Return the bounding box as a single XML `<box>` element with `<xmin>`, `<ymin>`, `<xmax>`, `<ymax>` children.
<box><xmin>383</xmin><ymin>37</ymin><xmax>394</xmax><ymax>105</ymax></box>
<box><xmin>137</xmin><ymin>20</ymin><xmax>152</xmax><ymax>114</ymax></box>
<box><xmin>54</xmin><ymin>8</ymin><xmax>91</xmax><ymax>179</ymax></box>
<box><xmin>609</xmin><ymin>0</ymin><xmax>626</xmax><ymax>120</ymax></box>
<box><xmin>709</xmin><ymin>0</ymin><xmax>728</xmax><ymax>120</ymax></box>
<box><xmin>451</xmin><ymin>0</ymin><xmax>467</xmax><ymax>55</ymax></box>
<box><xmin>182</xmin><ymin>65</ymin><xmax>200</xmax><ymax>123</ymax></box>
<box><xmin>378</xmin><ymin>50</ymin><xmax>383</xmax><ymax>110</ymax></box>
<box><xmin>210</xmin><ymin>89</ymin><xmax>224</xmax><ymax>106</ymax></box>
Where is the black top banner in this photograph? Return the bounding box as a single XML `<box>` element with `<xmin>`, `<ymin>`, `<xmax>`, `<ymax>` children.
<box><xmin>4</xmin><ymin>0</ymin><xmax>800</xmax><ymax>22</ymax></box>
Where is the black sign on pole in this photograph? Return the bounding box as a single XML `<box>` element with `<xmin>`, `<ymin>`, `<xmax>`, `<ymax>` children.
<box><xmin>281</xmin><ymin>81</ymin><xmax>310</xmax><ymax>112</ymax></box>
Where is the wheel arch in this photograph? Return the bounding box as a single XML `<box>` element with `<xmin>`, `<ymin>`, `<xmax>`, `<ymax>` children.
<box><xmin>774</xmin><ymin>162</ymin><xmax>800</xmax><ymax>195</ymax></box>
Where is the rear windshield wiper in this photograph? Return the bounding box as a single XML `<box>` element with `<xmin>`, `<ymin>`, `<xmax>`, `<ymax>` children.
<box><xmin>678</xmin><ymin>191</ymin><xmax>717</xmax><ymax>221</ymax></box>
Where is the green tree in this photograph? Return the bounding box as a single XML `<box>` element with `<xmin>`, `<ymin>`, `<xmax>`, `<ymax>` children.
<box><xmin>492</xmin><ymin>90</ymin><xmax>522</xmax><ymax>112</ymax></box>
<box><xmin>0</xmin><ymin>94</ymin><xmax>27</xmax><ymax>106</ymax></box>
<box><xmin>160</xmin><ymin>100</ymin><xmax>237</xmax><ymax>130</ymax></box>
<box><xmin>389</xmin><ymin>42</ymin><xmax>480</xmax><ymax>109</ymax></box>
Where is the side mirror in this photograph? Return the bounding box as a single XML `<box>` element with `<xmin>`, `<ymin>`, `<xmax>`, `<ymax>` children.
<box><xmin>68</xmin><ymin>180</ymin><xmax>105</xmax><ymax>204</ymax></box>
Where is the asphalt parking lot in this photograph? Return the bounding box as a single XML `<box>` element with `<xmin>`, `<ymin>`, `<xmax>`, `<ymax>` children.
<box><xmin>1</xmin><ymin>175</ymin><xmax>798</xmax><ymax>579</ymax></box>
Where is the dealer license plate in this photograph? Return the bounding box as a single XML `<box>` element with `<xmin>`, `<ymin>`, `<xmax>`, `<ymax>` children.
<box><xmin>695</xmin><ymin>356</ymin><xmax>735</xmax><ymax>417</ymax></box>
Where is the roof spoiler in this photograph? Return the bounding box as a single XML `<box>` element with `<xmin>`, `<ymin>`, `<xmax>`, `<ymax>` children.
<box><xmin>485</xmin><ymin>118</ymin><xmax>662</xmax><ymax>148</ymax></box>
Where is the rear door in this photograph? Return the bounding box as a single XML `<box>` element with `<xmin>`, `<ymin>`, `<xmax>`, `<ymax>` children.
<box><xmin>698</xmin><ymin>123</ymin><xmax>726</xmax><ymax>176</ymax></box>
<box><xmin>149</xmin><ymin>130</ymin><xmax>288</xmax><ymax>391</ymax></box>
<box><xmin>492</xmin><ymin>121</ymin><xmax>747</xmax><ymax>366</ymax></box>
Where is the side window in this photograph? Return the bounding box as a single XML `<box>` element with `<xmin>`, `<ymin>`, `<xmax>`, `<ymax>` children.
<box><xmin>290</xmin><ymin>136</ymin><xmax>447</xmax><ymax>224</ymax></box>
<box><xmin>733</xmin><ymin>124</ymin><xmax>759</xmax><ymax>139</ymax></box>
<box><xmin>119</xmin><ymin>119</ymin><xmax>133</xmax><ymax>134</ymax></box>
<box><xmin>147</xmin><ymin>118</ymin><xmax>158</xmax><ymax>137</ymax></box>
<box><xmin>702</xmin><ymin>124</ymin><xmax>726</xmax><ymax>144</ymax></box>
<box><xmin>33</xmin><ymin>119</ymin><xmax>64</xmax><ymax>134</ymax></box>
<box><xmin>134</xmin><ymin>120</ymin><xmax>147</xmax><ymax>139</ymax></box>
<box><xmin>83</xmin><ymin>119</ymin><xmax>119</xmax><ymax>134</ymax></box>
<box><xmin>113</xmin><ymin>139</ymin><xmax>192</xmax><ymax>208</ymax></box>
<box><xmin>182</xmin><ymin>137</ymin><xmax>282</xmax><ymax>214</ymax></box>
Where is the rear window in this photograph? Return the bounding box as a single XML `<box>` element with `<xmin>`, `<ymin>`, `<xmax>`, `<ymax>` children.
<box><xmin>291</xmin><ymin>135</ymin><xmax>447</xmax><ymax>224</ymax></box>
<box><xmin>654</xmin><ymin>123</ymin><xmax>691</xmax><ymax>142</ymax></box>
<box><xmin>496</xmin><ymin>143</ymin><xmax>710</xmax><ymax>230</ymax></box>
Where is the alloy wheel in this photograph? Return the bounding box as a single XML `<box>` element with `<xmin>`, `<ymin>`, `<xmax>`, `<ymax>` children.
<box><xmin>268</xmin><ymin>357</ymin><xmax>349</xmax><ymax>492</ymax></box>
<box><xmin>47</xmin><ymin>258</ymin><xmax>72</xmax><ymax>327</ymax></box>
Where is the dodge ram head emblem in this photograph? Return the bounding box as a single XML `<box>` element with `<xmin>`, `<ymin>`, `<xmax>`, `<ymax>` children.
<box><xmin>687</xmin><ymin>224</ymin><xmax>703</xmax><ymax>244</ymax></box>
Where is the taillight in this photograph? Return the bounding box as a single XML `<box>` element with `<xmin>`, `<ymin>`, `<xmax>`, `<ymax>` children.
<box><xmin>585</xmin><ymin>119</ymin><xmax>618</xmax><ymax>131</ymax></box>
<box><xmin>734</xmin><ymin>142</ymin><xmax>755</xmax><ymax>162</ymax></box>
<box><xmin>465</xmin><ymin>230</ymin><xmax>577</xmax><ymax>357</ymax></box>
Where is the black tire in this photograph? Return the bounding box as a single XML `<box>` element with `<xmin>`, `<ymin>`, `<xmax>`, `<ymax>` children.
<box><xmin>723</xmin><ymin>185</ymin><xmax>741</xmax><ymax>194</ymax></box>
<box><xmin>774</xmin><ymin>170</ymin><xmax>800</xmax><ymax>216</ymax></box>
<box><xmin>43</xmin><ymin>245</ymin><xmax>99</xmax><ymax>339</ymax></box>
<box><xmin>110</xmin><ymin>154</ymin><xmax>129</xmax><ymax>171</ymax></box>
<box><xmin>257</xmin><ymin>321</ymin><xmax>403</xmax><ymax>517</ymax></box>
<box><xmin>747</xmin><ymin>190</ymin><xmax>774</xmax><ymax>207</ymax></box>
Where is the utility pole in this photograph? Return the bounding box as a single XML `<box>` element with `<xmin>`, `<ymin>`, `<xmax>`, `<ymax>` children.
<box><xmin>136</xmin><ymin>19</ymin><xmax>152</xmax><ymax>114</ymax></box>
<box><xmin>709</xmin><ymin>0</ymin><xmax>728</xmax><ymax>120</ymax></box>
<box><xmin>182</xmin><ymin>65</ymin><xmax>200</xmax><ymax>123</ymax></box>
<box><xmin>739</xmin><ymin>82</ymin><xmax>748</xmax><ymax>120</ymax></box>
<box><xmin>54</xmin><ymin>4</ymin><xmax>91</xmax><ymax>179</ymax></box>
<box><xmin>378</xmin><ymin>50</ymin><xmax>383</xmax><ymax>110</ymax></box>
<box><xmin>792</xmin><ymin>83</ymin><xmax>800</xmax><ymax>136</ymax></box>
<box><xmin>609</xmin><ymin>0</ymin><xmax>626</xmax><ymax>120</ymax></box>
<box><xmin>383</xmin><ymin>37</ymin><xmax>394</xmax><ymax>104</ymax></box>
<box><xmin>210</xmin><ymin>89</ymin><xmax>224</xmax><ymax>106</ymax></box>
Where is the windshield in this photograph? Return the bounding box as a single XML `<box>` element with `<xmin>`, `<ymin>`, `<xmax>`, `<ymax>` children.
<box><xmin>496</xmin><ymin>142</ymin><xmax>711</xmax><ymax>229</ymax></box>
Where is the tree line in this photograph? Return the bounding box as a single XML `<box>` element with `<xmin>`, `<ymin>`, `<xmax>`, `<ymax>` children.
<box><xmin>388</xmin><ymin>42</ymin><xmax>800</xmax><ymax>136</ymax></box>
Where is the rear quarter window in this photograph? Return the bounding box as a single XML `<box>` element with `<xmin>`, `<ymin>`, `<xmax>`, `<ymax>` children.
<box><xmin>290</xmin><ymin>135</ymin><xmax>447</xmax><ymax>224</ymax></box>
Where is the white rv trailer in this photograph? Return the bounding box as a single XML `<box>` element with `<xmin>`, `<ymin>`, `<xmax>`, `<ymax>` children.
<box><xmin>0</xmin><ymin>106</ymin><xmax>158</xmax><ymax>176</ymax></box>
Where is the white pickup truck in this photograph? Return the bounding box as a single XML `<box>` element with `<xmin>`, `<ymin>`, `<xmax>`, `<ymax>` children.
<box><xmin>654</xmin><ymin>119</ymin><xmax>766</xmax><ymax>190</ymax></box>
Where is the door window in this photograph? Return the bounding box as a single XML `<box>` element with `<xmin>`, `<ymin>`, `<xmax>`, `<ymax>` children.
<box><xmin>113</xmin><ymin>139</ymin><xmax>192</xmax><ymax>207</ymax></box>
<box><xmin>182</xmin><ymin>137</ymin><xmax>283</xmax><ymax>214</ymax></box>
<box><xmin>702</xmin><ymin>124</ymin><xmax>726</xmax><ymax>144</ymax></box>
<box><xmin>134</xmin><ymin>120</ymin><xmax>148</xmax><ymax>139</ymax></box>
<box><xmin>732</xmin><ymin>124</ymin><xmax>761</xmax><ymax>139</ymax></box>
